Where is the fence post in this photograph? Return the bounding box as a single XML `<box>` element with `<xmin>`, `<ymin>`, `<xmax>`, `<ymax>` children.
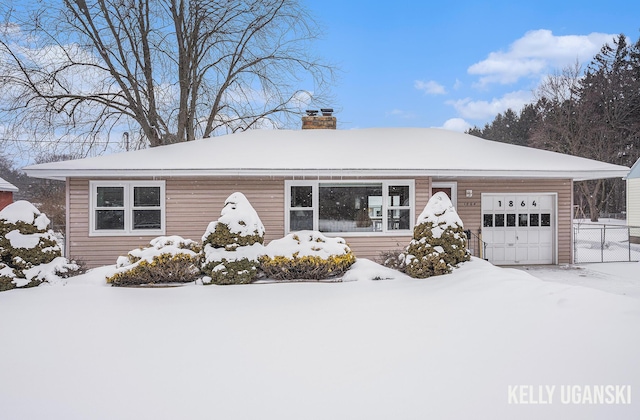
<box><xmin>601</xmin><ymin>226</ymin><xmax>605</xmax><ymax>263</ymax></box>
<box><xmin>573</xmin><ymin>224</ymin><xmax>578</xmax><ymax>264</ymax></box>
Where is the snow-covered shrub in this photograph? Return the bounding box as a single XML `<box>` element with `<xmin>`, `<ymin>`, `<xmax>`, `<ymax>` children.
<box><xmin>259</xmin><ymin>231</ymin><xmax>355</xmax><ymax>281</ymax></box>
<box><xmin>0</xmin><ymin>201</ymin><xmax>79</xmax><ymax>292</ymax></box>
<box><xmin>378</xmin><ymin>248</ymin><xmax>407</xmax><ymax>272</ymax></box>
<box><xmin>402</xmin><ymin>192</ymin><xmax>470</xmax><ymax>278</ymax></box>
<box><xmin>201</xmin><ymin>192</ymin><xmax>265</xmax><ymax>285</ymax></box>
<box><xmin>107</xmin><ymin>236</ymin><xmax>201</xmax><ymax>287</ymax></box>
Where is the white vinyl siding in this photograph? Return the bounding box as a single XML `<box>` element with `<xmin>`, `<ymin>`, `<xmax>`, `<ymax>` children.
<box><xmin>628</xmin><ymin>178</ymin><xmax>640</xmax><ymax>240</ymax></box>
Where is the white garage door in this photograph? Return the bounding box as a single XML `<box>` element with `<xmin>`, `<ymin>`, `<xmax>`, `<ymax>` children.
<box><xmin>481</xmin><ymin>193</ymin><xmax>556</xmax><ymax>265</ymax></box>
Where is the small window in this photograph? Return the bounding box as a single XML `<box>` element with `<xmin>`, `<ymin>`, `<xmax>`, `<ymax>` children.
<box><xmin>541</xmin><ymin>213</ymin><xmax>551</xmax><ymax>227</ymax></box>
<box><xmin>291</xmin><ymin>186</ymin><xmax>312</xmax><ymax>208</ymax></box>
<box><xmin>530</xmin><ymin>213</ymin><xmax>539</xmax><ymax>227</ymax></box>
<box><xmin>494</xmin><ymin>214</ymin><xmax>505</xmax><ymax>227</ymax></box>
<box><xmin>483</xmin><ymin>214</ymin><xmax>493</xmax><ymax>227</ymax></box>
<box><xmin>133</xmin><ymin>186</ymin><xmax>162</xmax><ymax>230</ymax></box>
<box><xmin>518</xmin><ymin>214</ymin><xmax>528</xmax><ymax>227</ymax></box>
<box><xmin>506</xmin><ymin>213</ymin><xmax>516</xmax><ymax>227</ymax></box>
<box><xmin>290</xmin><ymin>210</ymin><xmax>313</xmax><ymax>230</ymax></box>
<box><xmin>95</xmin><ymin>186</ymin><xmax>125</xmax><ymax>230</ymax></box>
<box><xmin>387</xmin><ymin>185</ymin><xmax>410</xmax><ymax>231</ymax></box>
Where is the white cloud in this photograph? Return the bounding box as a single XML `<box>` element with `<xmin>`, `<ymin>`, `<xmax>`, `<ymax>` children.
<box><xmin>437</xmin><ymin>118</ymin><xmax>471</xmax><ymax>132</ymax></box>
<box><xmin>468</xmin><ymin>29</ymin><xmax>616</xmax><ymax>86</ymax></box>
<box><xmin>414</xmin><ymin>80</ymin><xmax>447</xmax><ymax>95</ymax></box>
<box><xmin>446</xmin><ymin>90</ymin><xmax>533</xmax><ymax>120</ymax></box>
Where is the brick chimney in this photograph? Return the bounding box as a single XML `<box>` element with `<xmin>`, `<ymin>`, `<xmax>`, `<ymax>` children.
<box><xmin>302</xmin><ymin>108</ymin><xmax>336</xmax><ymax>129</ymax></box>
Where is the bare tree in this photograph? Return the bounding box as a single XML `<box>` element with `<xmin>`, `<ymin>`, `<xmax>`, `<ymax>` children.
<box><xmin>531</xmin><ymin>36</ymin><xmax>640</xmax><ymax>221</ymax></box>
<box><xmin>0</xmin><ymin>0</ymin><xmax>334</xmax><ymax>152</ymax></box>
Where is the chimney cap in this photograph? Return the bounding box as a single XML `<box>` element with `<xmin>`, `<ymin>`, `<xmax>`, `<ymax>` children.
<box><xmin>320</xmin><ymin>108</ymin><xmax>334</xmax><ymax>116</ymax></box>
<box><xmin>305</xmin><ymin>109</ymin><xmax>318</xmax><ymax>116</ymax></box>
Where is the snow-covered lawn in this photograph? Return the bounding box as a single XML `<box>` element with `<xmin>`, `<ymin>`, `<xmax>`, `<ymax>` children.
<box><xmin>1</xmin><ymin>258</ymin><xmax>639</xmax><ymax>420</ymax></box>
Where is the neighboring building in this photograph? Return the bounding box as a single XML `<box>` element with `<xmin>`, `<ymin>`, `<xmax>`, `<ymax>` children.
<box><xmin>23</xmin><ymin>115</ymin><xmax>630</xmax><ymax>268</ymax></box>
<box><xmin>627</xmin><ymin>158</ymin><xmax>640</xmax><ymax>244</ymax></box>
<box><xmin>0</xmin><ymin>177</ymin><xmax>18</xmax><ymax>211</ymax></box>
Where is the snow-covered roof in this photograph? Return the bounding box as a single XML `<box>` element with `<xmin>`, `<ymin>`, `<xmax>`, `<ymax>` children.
<box><xmin>23</xmin><ymin>128</ymin><xmax>630</xmax><ymax>181</ymax></box>
<box><xmin>628</xmin><ymin>158</ymin><xmax>640</xmax><ymax>179</ymax></box>
<box><xmin>0</xmin><ymin>176</ymin><xmax>18</xmax><ymax>192</ymax></box>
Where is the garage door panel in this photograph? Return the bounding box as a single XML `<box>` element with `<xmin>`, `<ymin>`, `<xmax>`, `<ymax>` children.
<box><xmin>516</xmin><ymin>246</ymin><xmax>528</xmax><ymax>262</ymax></box>
<box><xmin>517</xmin><ymin>231</ymin><xmax>529</xmax><ymax>243</ymax></box>
<box><xmin>505</xmin><ymin>231</ymin><xmax>516</xmax><ymax>243</ymax></box>
<box><xmin>540</xmin><ymin>230</ymin><xmax>552</xmax><ymax>244</ymax></box>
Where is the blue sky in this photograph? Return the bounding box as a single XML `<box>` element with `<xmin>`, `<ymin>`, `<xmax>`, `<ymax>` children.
<box><xmin>305</xmin><ymin>0</ymin><xmax>640</xmax><ymax>131</ymax></box>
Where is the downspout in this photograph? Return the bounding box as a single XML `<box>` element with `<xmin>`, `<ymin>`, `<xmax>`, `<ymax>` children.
<box><xmin>570</xmin><ymin>179</ymin><xmax>574</xmax><ymax>264</ymax></box>
<box><xmin>65</xmin><ymin>177</ymin><xmax>70</xmax><ymax>258</ymax></box>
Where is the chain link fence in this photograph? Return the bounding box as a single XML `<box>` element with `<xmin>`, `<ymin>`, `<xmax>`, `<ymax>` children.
<box><xmin>573</xmin><ymin>222</ymin><xmax>640</xmax><ymax>263</ymax></box>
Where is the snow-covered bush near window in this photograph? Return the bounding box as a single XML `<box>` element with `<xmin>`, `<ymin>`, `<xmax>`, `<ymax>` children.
<box><xmin>106</xmin><ymin>236</ymin><xmax>201</xmax><ymax>287</ymax></box>
<box><xmin>402</xmin><ymin>192</ymin><xmax>470</xmax><ymax>278</ymax></box>
<box><xmin>0</xmin><ymin>200</ymin><xmax>79</xmax><ymax>292</ymax></box>
<box><xmin>259</xmin><ymin>230</ymin><xmax>355</xmax><ymax>281</ymax></box>
<box><xmin>201</xmin><ymin>192</ymin><xmax>265</xmax><ymax>285</ymax></box>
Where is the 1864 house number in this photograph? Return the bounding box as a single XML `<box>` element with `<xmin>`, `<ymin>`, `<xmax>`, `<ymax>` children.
<box><xmin>497</xmin><ymin>199</ymin><xmax>537</xmax><ymax>208</ymax></box>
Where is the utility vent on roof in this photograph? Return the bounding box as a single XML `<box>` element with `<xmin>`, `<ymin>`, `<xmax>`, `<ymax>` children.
<box><xmin>302</xmin><ymin>108</ymin><xmax>336</xmax><ymax>130</ymax></box>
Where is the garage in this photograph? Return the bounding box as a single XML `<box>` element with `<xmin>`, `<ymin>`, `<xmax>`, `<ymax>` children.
<box><xmin>481</xmin><ymin>193</ymin><xmax>556</xmax><ymax>265</ymax></box>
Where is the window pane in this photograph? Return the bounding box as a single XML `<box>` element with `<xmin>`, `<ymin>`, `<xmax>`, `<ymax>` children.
<box><xmin>494</xmin><ymin>214</ymin><xmax>505</xmax><ymax>227</ymax></box>
<box><xmin>388</xmin><ymin>185</ymin><xmax>410</xmax><ymax>207</ymax></box>
<box><xmin>506</xmin><ymin>213</ymin><xmax>516</xmax><ymax>227</ymax></box>
<box><xmin>483</xmin><ymin>214</ymin><xmax>493</xmax><ymax>227</ymax></box>
<box><xmin>290</xmin><ymin>210</ymin><xmax>313</xmax><ymax>231</ymax></box>
<box><xmin>134</xmin><ymin>186</ymin><xmax>161</xmax><ymax>207</ymax></box>
<box><xmin>388</xmin><ymin>209</ymin><xmax>409</xmax><ymax>230</ymax></box>
<box><xmin>97</xmin><ymin>187</ymin><xmax>124</xmax><ymax>207</ymax></box>
<box><xmin>133</xmin><ymin>210</ymin><xmax>161</xmax><ymax>230</ymax></box>
<box><xmin>96</xmin><ymin>210</ymin><xmax>124</xmax><ymax>230</ymax></box>
<box><xmin>518</xmin><ymin>214</ymin><xmax>528</xmax><ymax>227</ymax></box>
<box><xmin>319</xmin><ymin>184</ymin><xmax>382</xmax><ymax>232</ymax></box>
<box><xmin>541</xmin><ymin>213</ymin><xmax>551</xmax><ymax>227</ymax></box>
<box><xmin>291</xmin><ymin>186</ymin><xmax>313</xmax><ymax>208</ymax></box>
<box><xmin>530</xmin><ymin>213</ymin><xmax>539</xmax><ymax>227</ymax></box>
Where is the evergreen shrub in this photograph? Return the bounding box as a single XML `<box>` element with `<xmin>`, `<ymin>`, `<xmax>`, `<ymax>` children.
<box><xmin>259</xmin><ymin>231</ymin><xmax>355</xmax><ymax>281</ymax></box>
<box><xmin>402</xmin><ymin>192</ymin><xmax>470</xmax><ymax>278</ymax></box>
<box><xmin>201</xmin><ymin>192</ymin><xmax>265</xmax><ymax>285</ymax></box>
<box><xmin>0</xmin><ymin>201</ymin><xmax>79</xmax><ymax>292</ymax></box>
<box><xmin>107</xmin><ymin>236</ymin><xmax>201</xmax><ymax>287</ymax></box>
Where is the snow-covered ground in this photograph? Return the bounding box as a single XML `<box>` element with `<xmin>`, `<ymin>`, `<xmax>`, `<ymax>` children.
<box><xmin>513</xmin><ymin>262</ymin><xmax>640</xmax><ymax>299</ymax></box>
<box><xmin>1</xmin><ymin>258</ymin><xmax>639</xmax><ymax>420</ymax></box>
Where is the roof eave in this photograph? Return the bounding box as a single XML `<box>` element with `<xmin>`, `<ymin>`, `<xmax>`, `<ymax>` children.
<box><xmin>23</xmin><ymin>168</ymin><xmax>630</xmax><ymax>181</ymax></box>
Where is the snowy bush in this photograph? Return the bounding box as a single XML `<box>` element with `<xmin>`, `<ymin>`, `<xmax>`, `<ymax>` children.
<box><xmin>107</xmin><ymin>236</ymin><xmax>201</xmax><ymax>287</ymax></box>
<box><xmin>378</xmin><ymin>248</ymin><xmax>407</xmax><ymax>272</ymax></box>
<box><xmin>259</xmin><ymin>231</ymin><xmax>355</xmax><ymax>281</ymax></box>
<box><xmin>0</xmin><ymin>201</ymin><xmax>79</xmax><ymax>292</ymax></box>
<box><xmin>201</xmin><ymin>192</ymin><xmax>265</xmax><ymax>285</ymax></box>
<box><xmin>402</xmin><ymin>192</ymin><xmax>470</xmax><ymax>278</ymax></box>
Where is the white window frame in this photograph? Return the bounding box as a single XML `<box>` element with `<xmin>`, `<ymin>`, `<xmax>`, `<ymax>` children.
<box><xmin>285</xmin><ymin>180</ymin><xmax>415</xmax><ymax>236</ymax></box>
<box><xmin>90</xmin><ymin>180</ymin><xmax>166</xmax><ymax>236</ymax></box>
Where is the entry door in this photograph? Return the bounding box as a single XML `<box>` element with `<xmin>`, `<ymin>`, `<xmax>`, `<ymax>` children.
<box><xmin>481</xmin><ymin>193</ymin><xmax>555</xmax><ymax>265</ymax></box>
